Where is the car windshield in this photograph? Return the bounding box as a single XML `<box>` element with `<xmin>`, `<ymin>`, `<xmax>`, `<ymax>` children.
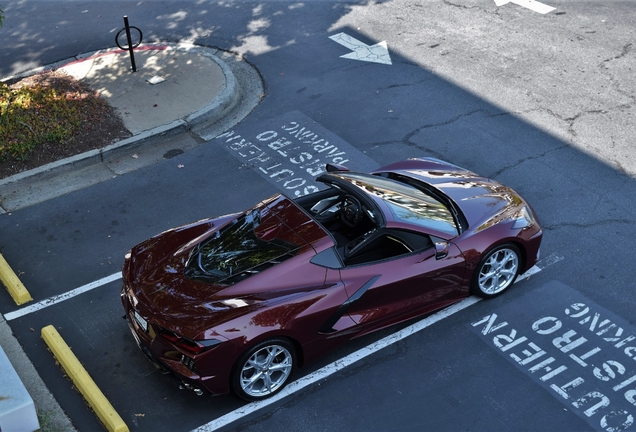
<box><xmin>186</xmin><ymin>210</ymin><xmax>301</xmax><ymax>284</ymax></box>
<box><xmin>336</xmin><ymin>172</ymin><xmax>459</xmax><ymax>236</ymax></box>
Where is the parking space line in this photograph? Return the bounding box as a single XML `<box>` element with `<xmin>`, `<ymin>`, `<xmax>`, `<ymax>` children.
<box><xmin>517</xmin><ymin>253</ymin><xmax>564</xmax><ymax>282</ymax></box>
<box><xmin>4</xmin><ymin>272</ymin><xmax>121</xmax><ymax>321</ymax></box>
<box><xmin>192</xmin><ymin>261</ymin><xmax>558</xmax><ymax>431</ymax></box>
<box><xmin>3</xmin><ymin>253</ymin><xmax>559</xmax><ymax>431</ymax></box>
<box><xmin>4</xmin><ymin>256</ymin><xmax>561</xmax><ymax>322</ymax></box>
<box><xmin>0</xmin><ymin>253</ymin><xmax>33</xmax><ymax>305</ymax></box>
<box><xmin>517</xmin><ymin>265</ymin><xmax>541</xmax><ymax>280</ymax></box>
<box><xmin>192</xmin><ymin>296</ymin><xmax>483</xmax><ymax>432</ymax></box>
<box><xmin>41</xmin><ymin>325</ymin><xmax>129</xmax><ymax>432</ymax></box>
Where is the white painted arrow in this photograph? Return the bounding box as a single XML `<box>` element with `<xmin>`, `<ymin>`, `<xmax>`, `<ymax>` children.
<box><xmin>329</xmin><ymin>32</ymin><xmax>392</xmax><ymax>65</ymax></box>
<box><xmin>495</xmin><ymin>0</ymin><xmax>555</xmax><ymax>14</ymax></box>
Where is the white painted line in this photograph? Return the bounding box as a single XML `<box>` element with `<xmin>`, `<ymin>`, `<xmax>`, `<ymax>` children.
<box><xmin>1</xmin><ymin>252</ymin><xmax>559</xmax><ymax>430</ymax></box>
<box><xmin>515</xmin><ymin>253</ymin><xmax>563</xmax><ymax>282</ymax></box>
<box><xmin>495</xmin><ymin>0</ymin><xmax>556</xmax><ymax>14</ymax></box>
<box><xmin>192</xmin><ymin>296</ymin><xmax>482</xmax><ymax>432</ymax></box>
<box><xmin>3</xmin><ymin>254</ymin><xmax>560</xmax><ymax>323</ymax></box>
<box><xmin>193</xmin><ymin>257</ymin><xmax>560</xmax><ymax>431</ymax></box>
<box><xmin>517</xmin><ymin>264</ymin><xmax>541</xmax><ymax>281</ymax></box>
<box><xmin>513</xmin><ymin>0</ymin><xmax>555</xmax><ymax>14</ymax></box>
<box><xmin>536</xmin><ymin>252</ymin><xmax>564</xmax><ymax>269</ymax></box>
<box><xmin>4</xmin><ymin>272</ymin><xmax>122</xmax><ymax>321</ymax></box>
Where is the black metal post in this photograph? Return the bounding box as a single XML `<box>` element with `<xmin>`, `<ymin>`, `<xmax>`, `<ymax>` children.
<box><xmin>123</xmin><ymin>16</ymin><xmax>138</xmax><ymax>72</ymax></box>
<box><xmin>115</xmin><ymin>18</ymin><xmax>143</xmax><ymax>73</ymax></box>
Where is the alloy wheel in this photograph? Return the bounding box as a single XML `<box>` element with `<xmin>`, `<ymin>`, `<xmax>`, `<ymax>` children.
<box><xmin>478</xmin><ymin>247</ymin><xmax>519</xmax><ymax>295</ymax></box>
<box><xmin>239</xmin><ymin>344</ymin><xmax>293</xmax><ymax>398</ymax></box>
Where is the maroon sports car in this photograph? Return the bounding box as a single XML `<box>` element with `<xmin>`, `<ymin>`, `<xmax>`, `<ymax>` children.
<box><xmin>121</xmin><ymin>158</ymin><xmax>542</xmax><ymax>401</ymax></box>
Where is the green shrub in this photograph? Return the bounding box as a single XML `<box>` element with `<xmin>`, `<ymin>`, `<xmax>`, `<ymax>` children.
<box><xmin>0</xmin><ymin>73</ymin><xmax>102</xmax><ymax>161</ymax></box>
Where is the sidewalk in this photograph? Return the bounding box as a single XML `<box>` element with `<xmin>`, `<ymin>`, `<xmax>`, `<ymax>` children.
<box><xmin>0</xmin><ymin>42</ymin><xmax>263</xmax><ymax>214</ymax></box>
<box><xmin>0</xmin><ymin>43</ymin><xmax>262</xmax><ymax>431</ymax></box>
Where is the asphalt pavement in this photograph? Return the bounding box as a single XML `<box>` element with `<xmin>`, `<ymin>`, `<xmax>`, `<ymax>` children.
<box><xmin>0</xmin><ymin>42</ymin><xmax>262</xmax><ymax>431</ymax></box>
<box><xmin>4</xmin><ymin>1</ymin><xmax>636</xmax><ymax>430</ymax></box>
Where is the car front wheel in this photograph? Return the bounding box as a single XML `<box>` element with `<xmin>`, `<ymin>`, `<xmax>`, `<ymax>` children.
<box><xmin>471</xmin><ymin>244</ymin><xmax>521</xmax><ymax>298</ymax></box>
<box><xmin>232</xmin><ymin>338</ymin><xmax>296</xmax><ymax>401</ymax></box>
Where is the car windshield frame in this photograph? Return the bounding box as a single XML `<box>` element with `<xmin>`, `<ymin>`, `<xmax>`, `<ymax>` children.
<box><xmin>331</xmin><ymin>172</ymin><xmax>460</xmax><ymax>237</ymax></box>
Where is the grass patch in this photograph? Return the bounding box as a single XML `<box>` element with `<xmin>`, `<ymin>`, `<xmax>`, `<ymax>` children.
<box><xmin>37</xmin><ymin>408</ymin><xmax>71</xmax><ymax>432</ymax></box>
<box><xmin>0</xmin><ymin>72</ymin><xmax>109</xmax><ymax>161</ymax></box>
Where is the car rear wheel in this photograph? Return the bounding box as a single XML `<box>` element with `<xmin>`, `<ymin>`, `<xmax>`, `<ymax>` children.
<box><xmin>471</xmin><ymin>244</ymin><xmax>520</xmax><ymax>298</ymax></box>
<box><xmin>232</xmin><ymin>338</ymin><xmax>296</xmax><ymax>401</ymax></box>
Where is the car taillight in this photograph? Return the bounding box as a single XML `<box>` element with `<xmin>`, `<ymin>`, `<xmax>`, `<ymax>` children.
<box><xmin>161</xmin><ymin>332</ymin><xmax>180</xmax><ymax>343</ymax></box>
<box><xmin>160</xmin><ymin>330</ymin><xmax>221</xmax><ymax>355</ymax></box>
<box><xmin>176</xmin><ymin>338</ymin><xmax>207</xmax><ymax>355</ymax></box>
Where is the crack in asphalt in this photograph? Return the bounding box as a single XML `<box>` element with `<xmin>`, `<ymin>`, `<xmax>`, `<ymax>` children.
<box><xmin>602</xmin><ymin>42</ymin><xmax>633</xmax><ymax>64</ymax></box>
<box><xmin>519</xmin><ymin>40</ymin><xmax>634</xmax><ymax>145</ymax></box>
<box><xmin>406</xmin><ymin>109</ymin><xmax>494</xmax><ymax>136</ymax></box>
<box><xmin>595</xmin><ymin>42</ymin><xmax>635</xmax><ymax>111</ymax></box>
<box><xmin>542</xmin><ymin>218</ymin><xmax>634</xmax><ymax>231</ymax></box>
<box><xmin>366</xmin><ymin>108</ymin><xmax>568</xmax><ymax>180</ymax></box>
<box><xmin>442</xmin><ymin>0</ymin><xmax>482</xmax><ymax>11</ymax></box>
<box><xmin>377</xmin><ymin>78</ymin><xmax>435</xmax><ymax>91</ymax></box>
<box><xmin>442</xmin><ymin>0</ymin><xmax>503</xmax><ymax>17</ymax></box>
<box><xmin>585</xmin><ymin>43</ymin><xmax>635</xmax><ymax>109</ymax></box>
<box><xmin>488</xmin><ymin>143</ymin><xmax>569</xmax><ymax>179</ymax></box>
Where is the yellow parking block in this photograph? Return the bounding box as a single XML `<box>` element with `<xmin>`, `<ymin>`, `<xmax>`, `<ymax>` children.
<box><xmin>41</xmin><ymin>325</ymin><xmax>129</xmax><ymax>432</ymax></box>
<box><xmin>0</xmin><ymin>253</ymin><xmax>32</xmax><ymax>305</ymax></box>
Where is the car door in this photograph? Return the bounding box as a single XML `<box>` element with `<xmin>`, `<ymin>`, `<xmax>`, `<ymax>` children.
<box><xmin>339</xmin><ymin>232</ymin><xmax>466</xmax><ymax>328</ymax></box>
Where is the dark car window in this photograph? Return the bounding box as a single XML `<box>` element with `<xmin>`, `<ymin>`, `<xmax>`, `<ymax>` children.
<box><xmin>344</xmin><ymin>229</ymin><xmax>433</xmax><ymax>266</ymax></box>
<box><xmin>336</xmin><ymin>173</ymin><xmax>459</xmax><ymax>236</ymax></box>
<box><xmin>186</xmin><ymin>210</ymin><xmax>301</xmax><ymax>284</ymax></box>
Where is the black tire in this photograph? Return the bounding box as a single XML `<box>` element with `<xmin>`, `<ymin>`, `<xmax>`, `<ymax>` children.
<box><xmin>232</xmin><ymin>338</ymin><xmax>296</xmax><ymax>401</ymax></box>
<box><xmin>470</xmin><ymin>243</ymin><xmax>521</xmax><ymax>298</ymax></box>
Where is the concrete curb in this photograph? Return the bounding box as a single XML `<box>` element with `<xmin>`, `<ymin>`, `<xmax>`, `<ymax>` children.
<box><xmin>41</xmin><ymin>325</ymin><xmax>128</xmax><ymax>432</ymax></box>
<box><xmin>183</xmin><ymin>45</ymin><xmax>239</xmax><ymax>126</ymax></box>
<box><xmin>0</xmin><ymin>316</ymin><xmax>77</xmax><ymax>431</ymax></box>
<box><xmin>0</xmin><ymin>43</ymin><xmax>238</xmax><ymax>190</ymax></box>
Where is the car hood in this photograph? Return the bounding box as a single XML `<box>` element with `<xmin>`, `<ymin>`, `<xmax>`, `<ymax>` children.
<box><xmin>123</xmin><ymin>195</ymin><xmax>331</xmax><ymax>332</ymax></box>
<box><xmin>399</xmin><ymin>167</ymin><xmax>525</xmax><ymax>229</ymax></box>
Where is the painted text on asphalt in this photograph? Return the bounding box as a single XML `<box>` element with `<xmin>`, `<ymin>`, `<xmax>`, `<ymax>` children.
<box><xmin>471</xmin><ymin>282</ymin><xmax>636</xmax><ymax>432</ymax></box>
<box><xmin>217</xmin><ymin>121</ymin><xmax>350</xmax><ymax>197</ymax></box>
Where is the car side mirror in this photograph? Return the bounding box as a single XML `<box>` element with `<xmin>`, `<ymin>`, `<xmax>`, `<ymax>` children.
<box><xmin>434</xmin><ymin>241</ymin><xmax>449</xmax><ymax>260</ymax></box>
